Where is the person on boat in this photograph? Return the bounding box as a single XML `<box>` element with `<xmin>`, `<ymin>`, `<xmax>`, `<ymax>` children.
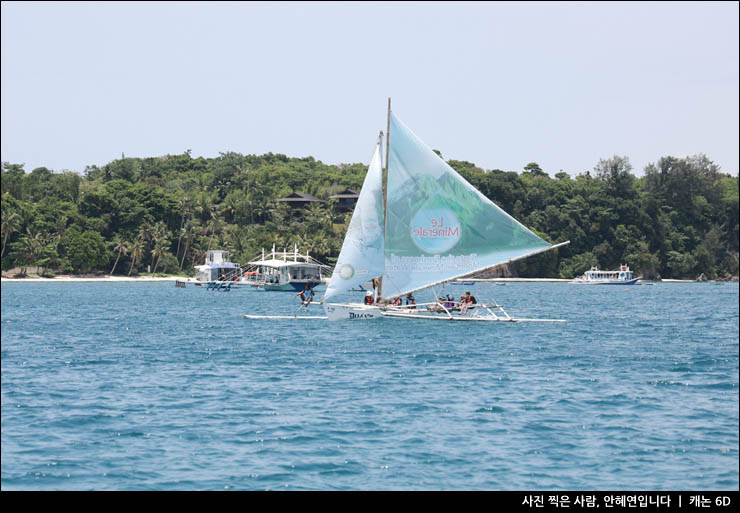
<box><xmin>428</xmin><ymin>297</ymin><xmax>446</xmax><ymax>312</ymax></box>
<box><xmin>295</xmin><ymin>284</ymin><xmax>315</xmax><ymax>306</ymax></box>
<box><xmin>444</xmin><ymin>295</ymin><xmax>455</xmax><ymax>310</ymax></box>
<box><xmin>392</xmin><ymin>296</ymin><xmax>402</xmax><ymax>306</ymax></box>
<box><xmin>364</xmin><ymin>291</ymin><xmax>375</xmax><ymax>305</ymax></box>
<box><xmin>459</xmin><ymin>291</ymin><xmax>477</xmax><ymax>315</ymax></box>
<box><xmin>405</xmin><ymin>292</ymin><xmax>416</xmax><ymax>309</ymax></box>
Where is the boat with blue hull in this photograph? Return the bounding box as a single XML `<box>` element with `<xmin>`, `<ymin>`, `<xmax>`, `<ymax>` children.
<box><xmin>571</xmin><ymin>265</ymin><xmax>640</xmax><ymax>285</ymax></box>
<box><xmin>241</xmin><ymin>245</ymin><xmax>330</xmax><ymax>291</ymax></box>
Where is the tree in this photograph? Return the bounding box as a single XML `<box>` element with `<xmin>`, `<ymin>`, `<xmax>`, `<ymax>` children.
<box><xmin>8</xmin><ymin>229</ymin><xmax>47</xmax><ymax>275</ymax></box>
<box><xmin>110</xmin><ymin>237</ymin><xmax>129</xmax><ymax>276</ymax></box>
<box><xmin>174</xmin><ymin>194</ymin><xmax>194</xmax><ymax>260</ymax></box>
<box><xmin>2</xmin><ymin>205</ymin><xmax>21</xmax><ymax>258</ymax></box>
<box><xmin>594</xmin><ymin>155</ymin><xmax>634</xmax><ymax>197</ymax></box>
<box><xmin>151</xmin><ymin>238</ymin><xmax>171</xmax><ymax>273</ymax></box>
<box><xmin>59</xmin><ymin>229</ymin><xmax>108</xmax><ymax>273</ymax></box>
<box><xmin>3</xmin><ymin>145</ymin><xmax>734</xmax><ymax>280</ymax></box>
<box><xmin>2</xmin><ymin>162</ymin><xmax>26</xmax><ymax>199</ymax></box>
<box><xmin>128</xmin><ymin>239</ymin><xmax>144</xmax><ymax>276</ymax></box>
<box><xmin>149</xmin><ymin>221</ymin><xmax>171</xmax><ymax>268</ymax></box>
<box><xmin>206</xmin><ymin>214</ymin><xmax>223</xmax><ymax>251</ymax></box>
<box><xmin>523</xmin><ymin>162</ymin><xmax>548</xmax><ymax>178</ymax></box>
<box><xmin>179</xmin><ymin>219</ymin><xmax>199</xmax><ymax>270</ymax></box>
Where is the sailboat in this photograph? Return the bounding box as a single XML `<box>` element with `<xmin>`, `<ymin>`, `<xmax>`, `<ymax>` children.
<box><xmin>321</xmin><ymin>99</ymin><xmax>569</xmax><ymax>322</ymax></box>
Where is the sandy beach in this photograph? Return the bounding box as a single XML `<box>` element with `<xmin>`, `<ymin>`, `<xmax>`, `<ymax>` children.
<box><xmin>1</xmin><ymin>275</ymin><xmax>186</xmax><ymax>283</ymax></box>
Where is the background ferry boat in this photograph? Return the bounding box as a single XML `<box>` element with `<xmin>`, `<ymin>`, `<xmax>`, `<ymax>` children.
<box><xmin>192</xmin><ymin>250</ymin><xmax>244</xmax><ymax>288</ymax></box>
<box><xmin>242</xmin><ymin>244</ymin><xmax>331</xmax><ymax>291</ymax></box>
<box><xmin>571</xmin><ymin>264</ymin><xmax>640</xmax><ymax>285</ymax></box>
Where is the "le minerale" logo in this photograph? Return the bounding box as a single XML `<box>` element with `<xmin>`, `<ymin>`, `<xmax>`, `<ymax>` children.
<box><xmin>410</xmin><ymin>208</ymin><xmax>461</xmax><ymax>254</ymax></box>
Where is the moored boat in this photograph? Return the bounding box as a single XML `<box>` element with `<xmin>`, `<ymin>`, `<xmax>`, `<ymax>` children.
<box><xmin>191</xmin><ymin>250</ymin><xmax>245</xmax><ymax>288</ymax></box>
<box><xmin>241</xmin><ymin>244</ymin><xmax>331</xmax><ymax>291</ymax></box>
<box><xmin>571</xmin><ymin>265</ymin><xmax>640</xmax><ymax>285</ymax></box>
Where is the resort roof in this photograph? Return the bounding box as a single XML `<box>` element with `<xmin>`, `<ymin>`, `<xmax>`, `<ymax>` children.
<box><xmin>329</xmin><ymin>189</ymin><xmax>359</xmax><ymax>199</ymax></box>
<box><xmin>276</xmin><ymin>192</ymin><xmax>323</xmax><ymax>203</ymax></box>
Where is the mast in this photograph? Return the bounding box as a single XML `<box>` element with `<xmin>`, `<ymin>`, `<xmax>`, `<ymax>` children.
<box><xmin>377</xmin><ymin>97</ymin><xmax>391</xmax><ymax>300</ymax></box>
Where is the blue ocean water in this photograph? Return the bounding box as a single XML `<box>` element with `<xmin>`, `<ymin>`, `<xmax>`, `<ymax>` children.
<box><xmin>1</xmin><ymin>281</ymin><xmax>737</xmax><ymax>491</ymax></box>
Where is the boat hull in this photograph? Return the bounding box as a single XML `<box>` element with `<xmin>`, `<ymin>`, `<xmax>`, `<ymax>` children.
<box><xmin>262</xmin><ymin>281</ymin><xmax>321</xmax><ymax>291</ymax></box>
<box><xmin>571</xmin><ymin>278</ymin><xmax>640</xmax><ymax>285</ymax></box>
<box><xmin>323</xmin><ymin>303</ymin><xmax>383</xmax><ymax>321</ymax></box>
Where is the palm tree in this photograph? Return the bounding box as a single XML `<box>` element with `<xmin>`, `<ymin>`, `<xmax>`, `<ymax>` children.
<box><xmin>137</xmin><ymin>224</ymin><xmax>152</xmax><ymax>269</ymax></box>
<box><xmin>306</xmin><ymin>202</ymin><xmax>332</xmax><ymax>233</ymax></box>
<box><xmin>206</xmin><ymin>214</ymin><xmax>223</xmax><ymax>251</ymax></box>
<box><xmin>295</xmin><ymin>232</ymin><xmax>312</xmax><ymax>256</ymax></box>
<box><xmin>150</xmin><ymin>221</ymin><xmax>170</xmax><ymax>268</ymax></box>
<box><xmin>258</xmin><ymin>197</ymin><xmax>278</xmax><ymax>224</ymax></box>
<box><xmin>128</xmin><ymin>239</ymin><xmax>144</xmax><ymax>276</ymax></box>
<box><xmin>175</xmin><ymin>194</ymin><xmax>194</xmax><ymax>261</ymax></box>
<box><xmin>14</xmin><ymin>229</ymin><xmax>44</xmax><ymax>275</ymax></box>
<box><xmin>224</xmin><ymin>225</ymin><xmax>248</xmax><ymax>256</ymax></box>
<box><xmin>1</xmin><ymin>209</ymin><xmax>21</xmax><ymax>258</ymax></box>
<box><xmin>151</xmin><ymin>238</ymin><xmax>170</xmax><ymax>273</ymax></box>
<box><xmin>313</xmin><ymin>234</ymin><xmax>331</xmax><ymax>260</ymax></box>
<box><xmin>220</xmin><ymin>193</ymin><xmax>240</xmax><ymax>224</ymax></box>
<box><xmin>195</xmin><ymin>190</ymin><xmax>216</xmax><ymax>223</ymax></box>
<box><xmin>189</xmin><ymin>240</ymin><xmax>207</xmax><ymax>269</ymax></box>
<box><xmin>109</xmin><ymin>237</ymin><xmax>129</xmax><ymax>276</ymax></box>
<box><xmin>179</xmin><ymin>219</ymin><xmax>199</xmax><ymax>270</ymax></box>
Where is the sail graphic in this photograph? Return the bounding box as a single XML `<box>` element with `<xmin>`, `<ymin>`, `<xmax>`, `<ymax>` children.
<box><xmin>381</xmin><ymin>111</ymin><xmax>553</xmax><ymax>299</ymax></box>
<box><xmin>323</xmin><ymin>143</ymin><xmax>385</xmax><ymax>303</ymax></box>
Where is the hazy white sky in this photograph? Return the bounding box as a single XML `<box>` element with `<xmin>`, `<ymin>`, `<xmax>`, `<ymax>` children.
<box><xmin>2</xmin><ymin>1</ymin><xmax>738</xmax><ymax>177</ymax></box>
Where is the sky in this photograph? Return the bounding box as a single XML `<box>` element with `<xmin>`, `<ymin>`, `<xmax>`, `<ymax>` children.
<box><xmin>1</xmin><ymin>1</ymin><xmax>738</xmax><ymax>177</ymax></box>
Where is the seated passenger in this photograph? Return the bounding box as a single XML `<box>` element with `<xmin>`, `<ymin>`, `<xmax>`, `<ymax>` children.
<box><xmin>428</xmin><ymin>297</ymin><xmax>446</xmax><ymax>312</ymax></box>
<box><xmin>405</xmin><ymin>293</ymin><xmax>416</xmax><ymax>309</ymax></box>
<box><xmin>459</xmin><ymin>291</ymin><xmax>477</xmax><ymax>315</ymax></box>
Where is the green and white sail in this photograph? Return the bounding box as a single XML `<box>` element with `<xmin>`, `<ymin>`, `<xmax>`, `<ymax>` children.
<box><xmin>323</xmin><ymin>143</ymin><xmax>385</xmax><ymax>303</ymax></box>
<box><xmin>381</xmin><ymin>111</ymin><xmax>553</xmax><ymax>299</ymax></box>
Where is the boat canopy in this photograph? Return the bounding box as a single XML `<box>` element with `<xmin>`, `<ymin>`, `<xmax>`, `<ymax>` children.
<box><xmin>247</xmin><ymin>258</ymin><xmax>326</xmax><ymax>268</ymax></box>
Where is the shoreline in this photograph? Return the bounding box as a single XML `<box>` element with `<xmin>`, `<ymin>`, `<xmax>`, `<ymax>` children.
<box><xmin>1</xmin><ymin>275</ymin><xmax>184</xmax><ymax>283</ymax></box>
<box><xmin>2</xmin><ymin>276</ymin><xmax>734</xmax><ymax>284</ymax></box>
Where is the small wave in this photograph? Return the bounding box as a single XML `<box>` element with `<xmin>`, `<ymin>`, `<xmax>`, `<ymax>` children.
<box><xmin>695</xmin><ymin>382</ymin><xmax>737</xmax><ymax>390</ymax></box>
<box><xmin>475</xmin><ymin>406</ymin><xmax>505</xmax><ymax>413</ymax></box>
<box><xmin>649</xmin><ymin>379</ymin><xmax>690</xmax><ymax>387</ymax></box>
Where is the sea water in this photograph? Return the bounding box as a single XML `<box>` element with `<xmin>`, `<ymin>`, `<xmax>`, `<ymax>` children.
<box><xmin>1</xmin><ymin>281</ymin><xmax>737</xmax><ymax>490</ymax></box>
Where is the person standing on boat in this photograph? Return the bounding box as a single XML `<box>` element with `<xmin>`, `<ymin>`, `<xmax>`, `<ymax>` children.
<box><xmin>296</xmin><ymin>283</ymin><xmax>315</xmax><ymax>306</ymax></box>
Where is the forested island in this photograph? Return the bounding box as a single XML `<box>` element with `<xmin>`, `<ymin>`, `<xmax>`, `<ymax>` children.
<box><xmin>1</xmin><ymin>150</ymin><xmax>738</xmax><ymax>281</ymax></box>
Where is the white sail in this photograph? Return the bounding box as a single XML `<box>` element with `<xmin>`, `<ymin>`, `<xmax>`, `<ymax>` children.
<box><xmin>316</xmin><ymin>103</ymin><xmax>568</xmax><ymax>323</ymax></box>
<box><xmin>322</xmin><ymin>143</ymin><xmax>385</xmax><ymax>303</ymax></box>
<box><xmin>380</xmin><ymin>111</ymin><xmax>555</xmax><ymax>299</ymax></box>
